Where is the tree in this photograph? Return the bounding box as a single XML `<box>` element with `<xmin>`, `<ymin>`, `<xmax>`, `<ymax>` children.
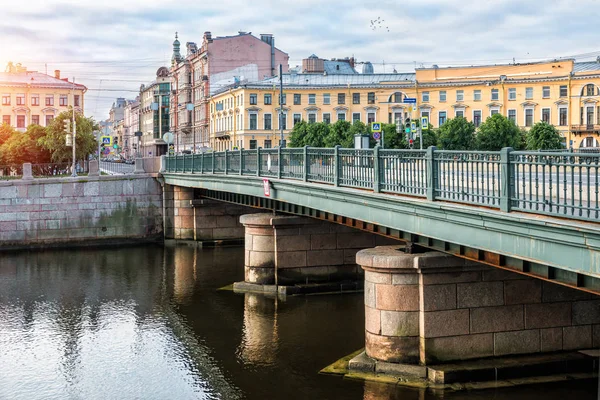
<box><xmin>381</xmin><ymin>123</ymin><xmax>407</xmax><ymax>149</ymax></box>
<box><xmin>421</xmin><ymin>125</ymin><xmax>439</xmax><ymax>149</ymax></box>
<box><xmin>526</xmin><ymin>121</ymin><xmax>563</xmax><ymax>150</ymax></box>
<box><xmin>438</xmin><ymin>117</ymin><xmax>476</xmax><ymax>150</ymax></box>
<box><xmin>0</xmin><ymin>125</ymin><xmax>51</xmax><ymax>165</ymax></box>
<box><xmin>323</xmin><ymin>120</ymin><xmax>352</xmax><ymax>147</ymax></box>
<box><xmin>38</xmin><ymin>110</ymin><xmax>98</xmax><ymax>162</ymax></box>
<box><xmin>476</xmin><ymin>114</ymin><xmax>523</xmax><ymax>150</ymax></box>
<box><xmin>288</xmin><ymin>120</ymin><xmax>309</xmax><ymax>147</ymax></box>
<box><xmin>304</xmin><ymin>122</ymin><xmax>329</xmax><ymax>147</ymax></box>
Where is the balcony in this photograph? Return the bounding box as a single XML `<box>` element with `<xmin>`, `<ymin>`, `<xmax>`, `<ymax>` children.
<box><xmin>571</xmin><ymin>124</ymin><xmax>600</xmax><ymax>134</ymax></box>
<box><xmin>214</xmin><ymin>131</ymin><xmax>230</xmax><ymax>140</ymax></box>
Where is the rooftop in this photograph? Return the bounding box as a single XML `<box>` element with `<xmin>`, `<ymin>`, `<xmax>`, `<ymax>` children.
<box><xmin>573</xmin><ymin>61</ymin><xmax>600</xmax><ymax>73</ymax></box>
<box><xmin>249</xmin><ymin>72</ymin><xmax>415</xmax><ymax>87</ymax></box>
<box><xmin>0</xmin><ymin>70</ymin><xmax>86</xmax><ymax>90</ymax></box>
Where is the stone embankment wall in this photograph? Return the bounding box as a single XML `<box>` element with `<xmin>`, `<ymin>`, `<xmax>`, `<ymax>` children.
<box><xmin>0</xmin><ymin>175</ymin><xmax>163</xmax><ymax>249</ymax></box>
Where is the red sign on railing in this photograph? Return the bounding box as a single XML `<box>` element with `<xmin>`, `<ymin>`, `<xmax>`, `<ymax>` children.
<box><xmin>263</xmin><ymin>178</ymin><xmax>270</xmax><ymax>197</ymax></box>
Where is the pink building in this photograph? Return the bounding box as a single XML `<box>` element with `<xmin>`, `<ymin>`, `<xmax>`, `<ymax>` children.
<box><xmin>170</xmin><ymin>31</ymin><xmax>289</xmax><ymax>152</ymax></box>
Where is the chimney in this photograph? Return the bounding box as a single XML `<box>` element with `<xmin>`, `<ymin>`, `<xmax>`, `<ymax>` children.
<box><xmin>203</xmin><ymin>31</ymin><xmax>212</xmax><ymax>42</ymax></box>
<box><xmin>54</xmin><ymin>70</ymin><xmax>60</xmax><ymax>79</ymax></box>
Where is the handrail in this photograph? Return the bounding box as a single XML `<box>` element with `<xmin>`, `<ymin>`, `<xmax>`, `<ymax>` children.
<box><xmin>164</xmin><ymin>147</ymin><xmax>600</xmax><ymax>222</ymax></box>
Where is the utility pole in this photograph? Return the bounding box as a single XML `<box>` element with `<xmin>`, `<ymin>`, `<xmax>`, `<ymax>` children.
<box><xmin>158</xmin><ymin>89</ymin><xmax>162</xmax><ymax>156</ymax></box>
<box><xmin>279</xmin><ymin>64</ymin><xmax>285</xmax><ymax>148</ymax></box>
<box><xmin>71</xmin><ymin>77</ymin><xmax>77</xmax><ymax>177</ymax></box>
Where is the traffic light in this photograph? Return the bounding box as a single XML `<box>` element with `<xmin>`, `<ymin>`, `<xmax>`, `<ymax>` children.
<box><xmin>63</xmin><ymin>119</ymin><xmax>71</xmax><ymax>133</ymax></box>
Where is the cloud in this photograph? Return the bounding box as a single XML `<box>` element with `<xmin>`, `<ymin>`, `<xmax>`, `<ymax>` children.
<box><xmin>0</xmin><ymin>0</ymin><xmax>598</xmax><ymax>120</ymax></box>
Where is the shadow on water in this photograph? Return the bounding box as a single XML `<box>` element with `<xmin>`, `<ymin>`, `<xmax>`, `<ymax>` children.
<box><xmin>0</xmin><ymin>244</ymin><xmax>596</xmax><ymax>400</ymax></box>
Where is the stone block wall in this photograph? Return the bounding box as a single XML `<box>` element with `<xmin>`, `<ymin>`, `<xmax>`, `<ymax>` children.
<box><xmin>358</xmin><ymin>245</ymin><xmax>600</xmax><ymax>366</ymax></box>
<box><xmin>0</xmin><ymin>175</ymin><xmax>163</xmax><ymax>248</ymax></box>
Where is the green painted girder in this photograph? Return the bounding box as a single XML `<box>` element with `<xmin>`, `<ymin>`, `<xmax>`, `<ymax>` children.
<box><xmin>162</xmin><ymin>173</ymin><xmax>600</xmax><ymax>294</ymax></box>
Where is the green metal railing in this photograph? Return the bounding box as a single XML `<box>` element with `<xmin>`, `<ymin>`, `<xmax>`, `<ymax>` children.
<box><xmin>165</xmin><ymin>147</ymin><xmax>600</xmax><ymax>221</ymax></box>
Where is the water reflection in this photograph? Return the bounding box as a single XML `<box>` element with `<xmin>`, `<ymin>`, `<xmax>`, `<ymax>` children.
<box><xmin>238</xmin><ymin>293</ymin><xmax>279</xmax><ymax>366</ymax></box>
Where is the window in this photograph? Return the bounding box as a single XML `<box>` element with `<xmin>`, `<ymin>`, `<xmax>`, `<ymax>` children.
<box><xmin>59</xmin><ymin>94</ymin><xmax>68</xmax><ymax>106</ymax></box>
<box><xmin>264</xmin><ymin>114</ymin><xmax>272</xmax><ymax>130</ymax></box>
<box><xmin>473</xmin><ymin>110</ymin><xmax>482</xmax><ymax>127</ymax></box>
<box><xmin>474</xmin><ymin>90</ymin><xmax>481</xmax><ymax>101</ymax></box>
<box><xmin>16</xmin><ymin>94</ymin><xmax>25</xmax><ymax>105</ymax></box>
<box><xmin>323</xmin><ymin>93</ymin><xmax>330</xmax><ymax>105</ymax></box>
<box><xmin>368</xmin><ymin>92</ymin><xmax>375</xmax><ymax>104</ymax></box>
<box><xmin>585</xmin><ymin>84</ymin><xmax>595</xmax><ymax>96</ymax></box>
<box><xmin>31</xmin><ymin>94</ymin><xmax>40</xmax><ymax>106</ymax></box>
<box><xmin>308</xmin><ymin>113</ymin><xmax>317</xmax><ymax>123</ymax></box>
<box><xmin>338</xmin><ymin>93</ymin><xmax>345</xmax><ymax>104</ymax></box>
<box><xmin>32</xmin><ymin>115</ymin><xmax>39</xmax><ymax>125</ymax></box>
<box><xmin>542</xmin><ymin>108</ymin><xmax>550</xmax><ymax>123</ymax></box>
<box><xmin>525</xmin><ymin>109</ymin><xmax>534</xmax><ymax>127</ymax></box>
<box><xmin>508</xmin><ymin>109</ymin><xmax>517</xmax><ymax>123</ymax></box>
<box><xmin>438</xmin><ymin>111</ymin><xmax>447</xmax><ymax>126</ymax></box>
<box><xmin>490</xmin><ymin>108</ymin><xmax>500</xmax><ymax>116</ymax></box>
<box><xmin>45</xmin><ymin>115</ymin><xmax>53</xmax><ymax>126</ymax></box>
<box><xmin>559</xmin><ymin>108</ymin><xmax>567</xmax><ymax>126</ymax></box>
<box><xmin>279</xmin><ymin>94</ymin><xmax>286</xmax><ymax>105</ymax></box>
<box><xmin>264</xmin><ymin>94</ymin><xmax>272</xmax><ymax>105</ymax></box>
<box><xmin>264</xmin><ymin>140</ymin><xmax>272</xmax><ymax>149</ymax></box>
<box><xmin>506</xmin><ymin>88</ymin><xmax>516</xmax><ymax>101</ymax></box>
<box><xmin>352</xmin><ymin>113</ymin><xmax>361</xmax><ymax>123</ymax></box>
<box><xmin>455</xmin><ymin>109</ymin><xmax>464</xmax><ymax>118</ymax></box>
<box><xmin>73</xmin><ymin>95</ymin><xmax>80</xmax><ymax>107</ymax></box>
<box><xmin>394</xmin><ymin>93</ymin><xmax>402</xmax><ymax>103</ymax></box>
<box><xmin>17</xmin><ymin>115</ymin><xmax>25</xmax><ymax>128</ymax></box>
<box><xmin>308</xmin><ymin>94</ymin><xmax>316</xmax><ymax>105</ymax></box>
<box><xmin>439</xmin><ymin>91</ymin><xmax>447</xmax><ymax>102</ymax></box>
<box><xmin>525</xmin><ymin>87</ymin><xmax>533</xmax><ymax>99</ymax></box>
<box><xmin>542</xmin><ymin>86</ymin><xmax>550</xmax><ymax>98</ymax></box>
<box><xmin>337</xmin><ymin>112</ymin><xmax>346</xmax><ymax>121</ymax></box>
<box><xmin>249</xmin><ymin>140</ymin><xmax>257</xmax><ymax>149</ymax></box>
<box><xmin>323</xmin><ymin>113</ymin><xmax>331</xmax><ymax>124</ymax></box>
<box><xmin>456</xmin><ymin>90</ymin><xmax>464</xmax><ymax>101</ymax></box>
<box><xmin>422</xmin><ymin>91</ymin><xmax>430</xmax><ymax>102</ymax></box>
<box><xmin>368</xmin><ymin>112</ymin><xmax>376</xmax><ymax>124</ymax></box>
<box><xmin>2</xmin><ymin>94</ymin><xmax>9</xmax><ymax>105</ymax></box>
<box><xmin>279</xmin><ymin>113</ymin><xmax>287</xmax><ymax>130</ymax></box>
<box><xmin>293</xmin><ymin>113</ymin><xmax>302</xmax><ymax>126</ymax></box>
<box><xmin>249</xmin><ymin>113</ymin><xmax>257</xmax><ymax>130</ymax></box>
<box><xmin>560</xmin><ymin>85</ymin><xmax>568</xmax><ymax>97</ymax></box>
<box><xmin>353</xmin><ymin>93</ymin><xmax>360</xmax><ymax>104</ymax></box>
<box><xmin>2</xmin><ymin>115</ymin><xmax>10</xmax><ymax>125</ymax></box>
<box><xmin>294</xmin><ymin>94</ymin><xmax>301</xmax><ymax>105</ymax></box>
<box><xmin>491</xmin><ymin>89</ymin><xmax>499</xmax><ymax>101</ymax></box>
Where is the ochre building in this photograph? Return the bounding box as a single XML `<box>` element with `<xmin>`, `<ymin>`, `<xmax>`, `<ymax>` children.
<box><xmin>0</xmin><ymin>62</ymin><xmax>86</xmax><ymax>132</ymax></box>
<box><xmin>208</xmin><ymin>58</ymin><xmax>600</xmax><ymax>150</ymax></box>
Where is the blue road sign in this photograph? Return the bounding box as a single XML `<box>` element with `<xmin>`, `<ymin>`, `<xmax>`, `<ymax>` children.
<box><xmin>373</xmin><ymin>131</ymin><xmax>381</xmax><ymax>140</ymax></box>
<box><xmin>371</xmin><ymin>122</ymin><xmax>382</xmax><ymax>132</ymax></box>
<box><xmin>403</xmin><ymin>98</ymin><xmax>417</xmax><ymax>104</ymax></box>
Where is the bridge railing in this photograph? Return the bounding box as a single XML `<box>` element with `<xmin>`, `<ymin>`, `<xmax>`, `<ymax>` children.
<box><xmin>164</xmin><ymin>147</ymin><xmax>600</xmax><ymax>221</ymax></box>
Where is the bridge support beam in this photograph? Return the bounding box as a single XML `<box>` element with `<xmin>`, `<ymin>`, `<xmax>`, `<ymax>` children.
<box><xmin>355</xmin><ymin>245</ymin><xmax>599</xmax><ymax>377</ymax></box>
<box><xmin>240</xmin><ymin>213</ymin><xmax>398</xmax><ymax>290</ymax></box>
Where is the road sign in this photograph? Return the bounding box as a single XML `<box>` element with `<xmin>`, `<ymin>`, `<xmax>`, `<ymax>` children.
<box><xmin>163</xmin><ymin>132</ymin><xmax>174</xmax><ymax>144</ymax></box>
<box><xmin>411</xmin><ymin>121</ymin><xmax>417</xmax><ymax>133</ymax></box>
<box><xmin>411</xmin><ymin>105</ymin><xmax>417</xmax><ymax>112</ymax></box>
<box><xmin>421</xmin><ymin>116</ymin><xmax>429</xmax><ymax>128</ymax></box>
<box><xmin>101</xmin><ymin>136</ymin><xmax>111</xmax><ymax>145</ymax></box>
<box><xmin>403</xmin><ymin>98</ymin><xmax>417</xmax><ymax>104</ymax></box>
<box><xmin>263</xmin><ymin>178</ymin><xmax>271</xmax><ymax>197</ymax></box>
<box><xmin>373</xmin><ymin>131</ymin><xmax>381</xmax><ymax>140</ymax></box>
<box><xmin>371</xmin><ymin>122</ymin><xmax>382</xmax><ymax>132</ymax></box>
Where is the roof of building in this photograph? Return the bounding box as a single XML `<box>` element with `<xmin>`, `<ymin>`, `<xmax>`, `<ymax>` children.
<box><xmin>246</xmin><ymin>73</ymin><xmax>415</xmax><ymax>87</ymax></box>
<box><xmin>573</xmin><ymin>61</ymin><xmax>600</xmax><ymax>73</ymax></box>
<box><xmin>0</xmin><ymin>71</ymin><xmax>86</xmax><ymax>90</ymax></box>
<box><xmin>324</xmin><ymin>60</ymin><xmax>357</xmax><ymax>74</ymax></box>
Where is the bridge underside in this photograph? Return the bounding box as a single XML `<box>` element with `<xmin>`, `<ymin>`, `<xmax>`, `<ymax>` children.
<box><xmin>161</xmin><ymin>174</ymin><xmax>600</xmax><ymax>295</ymax></box>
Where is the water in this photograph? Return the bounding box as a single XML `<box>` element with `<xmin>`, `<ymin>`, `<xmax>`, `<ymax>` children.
<box><xmin>0</xmin><ymin>244</ymin><xmax>596</xmax><ymax>400</ymax></box>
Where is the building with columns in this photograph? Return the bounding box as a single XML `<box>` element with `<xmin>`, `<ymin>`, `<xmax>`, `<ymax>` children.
<box><xmin>208</xmin><ymin>57</ymin><xmax>600</xmax><ymax>150</ymax></box>
<box><xmin>0</xmin><ymin>62</ymin><xmax>86</xmax><ymax>131</ymax></box>
<box><xmin>170</xmin><ymin>31</ymin><xmax>289</xmax><ymax>153</ymax></box>
<box><xmin>139</xmin><ymin>67</ymin><xmax>170</xmax><ymax>157</ymax></box>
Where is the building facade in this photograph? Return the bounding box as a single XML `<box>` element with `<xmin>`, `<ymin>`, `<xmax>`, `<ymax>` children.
<box><xmin>139</xmin><ymin>67</ymin><xmax>170</xmax><ymax>157</ymax></box>
<box><xmin>170</xmin><ymin>31</ymin><xmax>289</xmax><ymax>153</ymax></box>
<box><xmin>0</xmin><ymin>63</ymin><xmax>86</xmax><ymax>132</ymax></box>
<box><xmin>123</xmin><ymin>98</ymin><xmax>140</xmax><ymax>158</ymax></box>
<box><xmin>208</xmin><ymin>58</ymin><xmax>600</xmax><ymax>150</ymax></box>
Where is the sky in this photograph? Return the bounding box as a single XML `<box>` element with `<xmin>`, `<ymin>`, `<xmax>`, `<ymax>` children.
<box><xmin>1</xmin><ymin>0</ymin><xmax>599</xmax><ymax>121</ymax></box>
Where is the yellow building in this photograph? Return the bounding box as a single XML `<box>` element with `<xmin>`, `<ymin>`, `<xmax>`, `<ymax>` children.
<box><xmin>0</xmin><ymin>62</ymin><xmax>86</xmax><ymax>132</ymax></box>
<box><xmin>209</xmin><ymin>58</ymin><xmax>600</xmax><ymax>150</ymax></box>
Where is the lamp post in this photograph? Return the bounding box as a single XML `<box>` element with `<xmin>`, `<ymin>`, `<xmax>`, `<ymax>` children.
<box><xmin>71</xmin><ymin>77</ymin><xmax>77</xmax><ymax>178</ymax></box>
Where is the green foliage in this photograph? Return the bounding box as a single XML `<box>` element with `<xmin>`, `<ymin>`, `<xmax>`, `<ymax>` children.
<box><xmin>37</xmin><ymin>110</ymin><xmax>98</xmax><ymax>162</ymax></box>
<box><xmin>476</xmin><ymin>114</ymin><xmax>523</xmax><ymax>150</ymax></box>
<box><xmin>421</xmin><ymin>126</ymin><xmax>439</xmax><ymax>149</ymax></box>
<box><xmin>381</xmin><ymin>123</ymin><xmax>407</xmax><ymax>149</ymax></box>
<box><xmin>304</xmin><ymin>122</ymin><xmax>329</xmax><ymax>147</ymax></box>
<box><xmin>323</xmin><ymin>120</ymin><xmax>352</xmax><ymax>147</ymax></box>
<box><xmin>0</xmin><ymin>125</ymin><xmax>52</xmax><ymax>165</ymax></box>
<box><xmin>288</xmin><ymin>120</ymin><xmax>309</xmax><ymax>147</ymax></box>
<box><xmin>0</xmin><ymin>124</ymin><xmax>14</xmax><ymax>147</ymax></box>
<box><xmin>438</xmin><ymin>117</ymin><xmax>476</xmax><ymax>150</ymax></box>
<box><xmin>526</xmin><ymin>121</ymin><xmax>563</xmax><ymax>150</ymax></box>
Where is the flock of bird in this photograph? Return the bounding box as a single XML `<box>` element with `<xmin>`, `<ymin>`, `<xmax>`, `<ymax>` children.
<box><xmin>370</xmin><ymin>17</ymin><xmax>390</xmax><ymax>32</ymax></box>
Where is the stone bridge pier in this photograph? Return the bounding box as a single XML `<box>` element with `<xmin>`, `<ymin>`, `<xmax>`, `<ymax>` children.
<box><xmin>351</xmin><ymin>245</ymin><xmax>600</xmax><ymax>384</ymax></box>
<box><xmin>236</xmin><ymin>213</ymin><xmax>399</xmax><ymax>294</ymax></box>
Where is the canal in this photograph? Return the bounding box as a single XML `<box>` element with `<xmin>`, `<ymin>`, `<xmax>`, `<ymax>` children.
<box><xmin>0</xmin><ymin>244</ymin><xmax>597</xmax><ymax>399</ymax></box>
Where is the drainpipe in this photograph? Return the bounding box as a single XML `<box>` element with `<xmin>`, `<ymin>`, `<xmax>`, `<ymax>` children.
<box><xmin>271</xmin><ymin>37</ymin><xmax>276</xmax><ymax>77</ymax></box>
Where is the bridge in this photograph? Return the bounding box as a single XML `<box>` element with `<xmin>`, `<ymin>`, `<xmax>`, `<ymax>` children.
<box><xmin>162</xmin><ymin>146</ymin><xmax>600</xmax><ymax>295</ymax></box>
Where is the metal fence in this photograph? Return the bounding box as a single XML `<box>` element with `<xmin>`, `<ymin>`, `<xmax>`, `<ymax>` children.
<box><xmin>164</xmin><ymin>147</ymin><xmax>600</xmax><ymax>221</ymax></box>
<box><xmin>0</xmin><ymin>164</ymin><xmax>23</xmax><ymax>180</ymax></box>
<box><xmin>99</xmin><ymin>161</ymin><xmax>134</xmax><ymax>175</ymax></box>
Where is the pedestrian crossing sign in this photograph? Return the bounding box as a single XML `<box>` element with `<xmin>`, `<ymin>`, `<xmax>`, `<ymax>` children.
<box><xmin>371</xmin><ymin>122</ymin><xmax>382</xmax><ymax>132</ymax></box>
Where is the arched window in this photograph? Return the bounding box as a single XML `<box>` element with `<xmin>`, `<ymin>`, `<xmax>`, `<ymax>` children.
<box><xmin>389</xmin><ymin>92</ymin><xmax>403</xmax><ymax>103</ymax></box>
<box><xmin>584</xmin><ymin>84</ymin><xmax>597</xmax><ymax>96</ymax></box>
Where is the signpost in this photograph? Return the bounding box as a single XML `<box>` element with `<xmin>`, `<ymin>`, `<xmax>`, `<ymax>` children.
<box><xmin>263</xmin><ymin>178</ymin><xmax>271</xmax><ymax>197</ymax></box>
<box><xmin>373</xmin><ymin>132</ymin><xmax>381</xmax><ymax>140</ymax></box>
<box><xmin>403</xmin><ymin>98</ymin><xmax>417</xmax><ymax>104</ymax></box>
<box><xmin>371</xmin><ymin>122</ymin><xmax>383</xmax><ymax>147</ymax></box>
